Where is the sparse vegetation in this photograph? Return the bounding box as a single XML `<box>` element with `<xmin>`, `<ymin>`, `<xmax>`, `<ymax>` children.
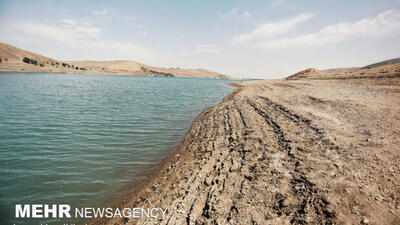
<box><xmin>23</xmin><ymin>57</ymin><xmax>38</xmax><ymax>65</ymax></box>
<box><xmin>42</xmin><ymin>61</ymin><xmax>86</xmax><ymax>71</ymax></box>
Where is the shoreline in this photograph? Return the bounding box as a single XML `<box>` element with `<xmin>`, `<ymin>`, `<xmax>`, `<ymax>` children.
<box><xmin>0</xmin><ymin>69</ymin><xmax>134</xmax><ymax>75</ymax></box>
<box><xmin>0</xmin><ymin>70</ymin><xmax>232</xmax><ymax>80</ymax></box>
<box><xmin>99</xmin><ymin>77</ymin><xmax>400</xmax><ymax>225</ymax></box>
<box><xmin>0</xmin><ymin>42</ymin><xmax>231</xmax><ymax>79</ymax></box>
<box><xmin>90</xmin><ymin>82</ymin><xmax>240</xmax><ymax>225</ymax></box>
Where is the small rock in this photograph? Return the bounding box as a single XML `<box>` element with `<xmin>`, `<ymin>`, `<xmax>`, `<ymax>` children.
<box><xmin>375</xmin><ymin>195</ymin><xmax>386</xmax><ymax>201</ymax></box>
<box><xmin>361</xmin><ymin>218</ymin><xmax>369</xmax><ymax>224</ymax></box>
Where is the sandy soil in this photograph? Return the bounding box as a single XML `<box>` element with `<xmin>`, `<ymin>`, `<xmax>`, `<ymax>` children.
<box><xmin>105</xmin><ymin>77</ymin><xmax>400</xmax><ymax>225</ymax></box>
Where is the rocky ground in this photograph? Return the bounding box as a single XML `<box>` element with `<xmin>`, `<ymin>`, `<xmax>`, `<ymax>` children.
<box><xmin>105</xmin><ymin>77</ymin><xmax>400</xmax><ymax>225</ymax></box>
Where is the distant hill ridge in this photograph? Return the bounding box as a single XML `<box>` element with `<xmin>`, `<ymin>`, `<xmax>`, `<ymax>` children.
<box><xmin>286</xmin><ymin>68</ymin><xmax>325</xmax><ymax>80</ymax></box>
<box><xmin>286</xmin><ymin>57</ymin><xmax>400</xmax><ymax>80</ymax></box>
<box><xmin>361</xmin><ymin>58</ymin><xmax>400</xmax><ymax>69</ymax></box>
<box><xmin>0</xmin><ymin>42</ymin><xmax>230</xmax><ymax>79</ymax></box>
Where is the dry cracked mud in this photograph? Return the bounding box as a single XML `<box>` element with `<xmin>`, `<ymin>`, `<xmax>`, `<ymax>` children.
<box><xmin>105</xmin><ymin>78</ymin><xmax>400</xmax><ymax>225</ymax></box>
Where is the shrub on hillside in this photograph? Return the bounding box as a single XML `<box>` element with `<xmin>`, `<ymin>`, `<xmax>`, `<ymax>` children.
<box><xmin>23</xmin><ymin>57</ymin><xmax>39</xmax><ymax>65</ymax></box>
<box><xmin>23</xmin><ymin>57</ymin><xmax>31</xmax><ymax>64</ymax></box>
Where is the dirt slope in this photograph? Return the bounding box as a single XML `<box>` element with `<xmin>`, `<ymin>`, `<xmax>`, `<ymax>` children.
<box><xmin>0</xmin><ymin>42</ymin><xmax>230</xmax><ymax>79</ymax></box>
<box><xmin>104</xmin><ymin>77</ymin><xmax>400</xmax><ymax>225</ymax></box>
<box><xmin>286</xmin><ymin>58</ymin><xmax>400</xmax><ymax>80</ymax></box>
<box><xmin>0</xmin><ymin>42</ymin><xmax>66</xmax><ymax>73</ymax></box>
<box><xmin>362</xmin><ymin>58</ymin><xmax>400</xmax><ymax>69</ymax></box>
<box><xmin>286</xmin><ymin>68</ymin><xmax>325</xmax><ymax>80</ymax></box>
<box><xmin>322</xmin><ymin>67</ymin><xmax>359</xmax><ymax>74</ymax></box>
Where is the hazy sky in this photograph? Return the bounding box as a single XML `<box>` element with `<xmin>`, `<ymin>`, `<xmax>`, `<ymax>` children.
<box><xmin>0</xmin><ymin>0</ymin><xmax>399</xmax><ymax>78</ymax></box>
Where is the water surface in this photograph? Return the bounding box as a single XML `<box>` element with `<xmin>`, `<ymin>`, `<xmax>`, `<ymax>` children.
<box><xmin>0</xmin><ymin>73</ymin><xmax>235</xmax><ymax>224</ymax></box>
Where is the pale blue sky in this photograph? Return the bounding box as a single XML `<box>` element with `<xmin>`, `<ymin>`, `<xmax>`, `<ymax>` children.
<box><xmin>1</xmin><ymin>0</ymin><xmax>399</xmax><ymax>78</ymax></box>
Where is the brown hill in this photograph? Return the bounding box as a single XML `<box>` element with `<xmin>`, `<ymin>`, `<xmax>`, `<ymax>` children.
<box><xmin>322</xmin><ymin>67</ymin><xmax>358</xmax><ymax>74</ymax></box>
<box><xmin>286</xmin><ymin>68</ymin><xmax>325</xmax><ymax>80</ymax></box>
<box><xmin>361</xmin><ymin>57</ymin><xmax>400</xmax><ymax>69</ymax></box>
<box><xmin>0</xmin><ymin>42</ymin><xmax>64</xmax><ymax>73</ymax></box>
<box><xmin>286</xmin><ymin>58</ymin><xmax>400</xmax><ymax>80</ymax></box>
<box><xmin>0</xmin><ymin>42</ymin><xmax>230</xmax><ymax>79</ymax></box>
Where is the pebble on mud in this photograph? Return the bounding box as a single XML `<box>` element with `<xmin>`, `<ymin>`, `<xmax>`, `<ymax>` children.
<box><xmin>361</xmin><ymin>218</ymin><xmax>369</xmax><ymax>224</ymax></box>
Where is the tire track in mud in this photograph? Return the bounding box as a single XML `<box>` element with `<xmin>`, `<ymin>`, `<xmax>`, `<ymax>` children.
<box><xmin>246</xmin><ymin>96</ymin><xmax>336</xmax><ymax>224</ymax></box>
<box><xmin>105</xmin><ymin>79</ymin><xmax>400</xmax><ymax>225</ymax></box>
<box><xmin>121</xmin><ymin>91</ymin><xmax>338</xmax><ymax>225</ymax></box>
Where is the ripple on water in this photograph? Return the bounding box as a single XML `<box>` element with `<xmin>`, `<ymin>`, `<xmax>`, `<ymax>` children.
<box><xmin>0</xmin><ymin>73</ymin><xmax>235</xmax><ymax>224</ymax></box>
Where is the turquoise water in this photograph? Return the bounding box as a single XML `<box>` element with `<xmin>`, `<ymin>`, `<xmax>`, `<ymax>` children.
<box><xmin>0</xmin><ymin>73</ymin><xmax>234</xmax><ymax>224</ymax></box>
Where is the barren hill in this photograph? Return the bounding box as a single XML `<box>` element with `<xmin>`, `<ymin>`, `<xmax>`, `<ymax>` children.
<box><xmin>286</xmin><ymin>58</ymin><xmax>400</xmax><ymax>80</ymax></box>
<box><xmin>361</xmin><ymin>58</ymin><xmax>400</xmax><ymax>69</ymax></box>
<box><xmin>0</xmin><ymin>42</ymin><xmax>230</xmax><ymax>79</ymax></box>
<box><xmin>322</xmin><ymin>67</ymin><xmax>358</xmax><ymax>74</ymax></box>
<box><xmin>286</xmin><ymin>68</ymin><xmax>325</xmax><ymax>80</ymax></box>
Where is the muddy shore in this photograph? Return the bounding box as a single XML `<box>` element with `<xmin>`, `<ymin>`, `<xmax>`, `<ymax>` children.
<box><xmin>104</xmin><ymin>78</ymin><xmax>400</xmax><ymax>225</ymax></box>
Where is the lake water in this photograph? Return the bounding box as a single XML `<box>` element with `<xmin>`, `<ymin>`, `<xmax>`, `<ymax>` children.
<box><xmin>0</xmin><ymin>73</ymin><xmax>235</xmax><ymax>224</ymax></box>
